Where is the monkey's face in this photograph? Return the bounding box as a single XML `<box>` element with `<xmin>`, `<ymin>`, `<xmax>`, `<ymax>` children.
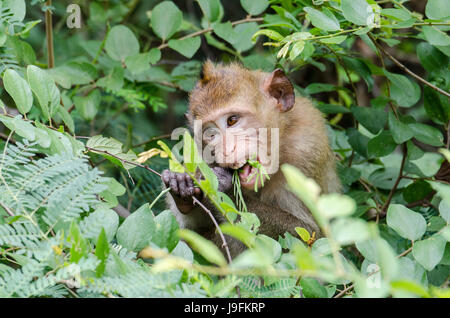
<box><xmin>200</xmin><ymin>105</ymin><xmax>272</xmax><ymax>190</ymax></box>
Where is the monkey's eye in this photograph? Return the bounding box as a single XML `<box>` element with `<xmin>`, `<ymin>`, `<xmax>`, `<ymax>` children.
<box><xmin>227</xmin><ymin>115</ymin><xmax>239</xmax><ymax>127</ymax></box>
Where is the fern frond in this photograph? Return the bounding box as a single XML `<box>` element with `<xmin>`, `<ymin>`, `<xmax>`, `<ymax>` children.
<box><xmin>0</xmin><ymin>221</ymin><xmax>41</xmax><ymax>248</ymax></box>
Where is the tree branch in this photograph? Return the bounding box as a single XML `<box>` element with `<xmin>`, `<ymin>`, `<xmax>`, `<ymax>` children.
<box><xmin>369</xmin><ymin>33</ymin><xmax>450</xmax><ymax>98</ymax></box>
<box><xmin>45</xmin><ymin>0</ymin><xmax>54</xmax><ymax>69</ymax></box>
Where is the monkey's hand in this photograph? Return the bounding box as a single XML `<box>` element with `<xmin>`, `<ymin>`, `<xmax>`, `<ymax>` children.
<box><xmin>162</xmin><ymin>167</ymin><xmax>233</xmax><ymax>214</ymax></box>
<box><xmin>162</xmin><ymin>170</ymin><xmax>201</xmax><ymax>214</ymax></box>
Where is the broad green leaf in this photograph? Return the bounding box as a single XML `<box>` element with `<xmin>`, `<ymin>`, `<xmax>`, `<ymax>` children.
<box><xmin>317</xmin><ymin>193</ymin><xmax>356</xmax><ymax>219</ymax></box>
<box><xmin>80</xmin><ymin>208</ymin><xmax>119</xmax><ymax>242</ymax></box>
<box><xmin>58</xmin><ymin>105</ymin><xmax>75</xmax><ymax>133</ymax></box>
<box><xmin>152</xmin><ymin>210</ymin><xmax>179</xmax><ymax>252</ymax></box>
<box><xmin>151</xmin><ymin>1</ymin><xmax>183</xmax><ymax>40</ymax></box>
<box><xmin>95</xmin><ymin>228</ymin><xmax>110</xmax><ymax>277</ymax></box>
<box><xmin>2</xmin><ymin>0</ymin><xmax>26</xmax><ymax>22</ymax></box>
<box><xmin>232</xmin><ymin>22</ymin><xmax>259</xmax><ymax>52</ymax></box>
<box><xmin>319</xmin><ymin>35</ymin><xmax>347</xmax><ymax>44</ymax></box>
<box><xmin>367</xmin><ymin>130</ymin><xmax>397</xmax><ymax>158</ymax></box>
<box><xmin>417</xmin><ymin>42</ymin><xmax>449</xmax><ymax>74</ymax></box>
<box><xmin>196</xmin><ymin>0</ymin><xmax>223</xmax><ymax>22</ymax></box>
<box><xmin>341</xmin><ymin>0</ymin><xmax>373</xmax><ymax>26</ymax></box>
<box><xmin>96</xmin><ymin>67</ymin><xmax>124</xmax><ymax>92</ymax></box>
<box><xmin>295</xmin><ymin>227</ymin><xmax>311</xmax><ymax>242</ymax></box>
<box><xmin>148</xmin><ymin>48</ymin><xmax>162</xmax><ymax>64</ymax></box>
<box><xmin>289</xmin><ymin>41</ymin><xmax>305</xmax><ymax>60</ymax></box>
<box><xmin>383</xmin><ymin>71</ymin><xmax>420</xmax><ymax>107</ymax></box>
<box><xmin>388</xmin><ymin>111</ymin><xmax>414</xmax><ymax>144</ymax></box>
<box><xmin>423</xmin><ymin>26</ymin><xmax>450</xmax><ymax>46</ymax></box>
<box><xmin>304</xmin><ymin>7</ymin><xmax>340</xmax><ymax>32</ymax></box>
<box><xmin>403</xmin><ymin>180</ymin><xmax>434</xmax><ymax>203</ymax></box>
<box><xmin>426</xmin><ymin>0</ymin><xmax>450</xmax><ymax>20</ymax></box>
<box><xmin>27</xmin><ymin>65</ymin><xmax>60</xmax><ymax>121</ymax></box>
<box><xmin>125</xmin><ymin>53</ymin><xmax>151</xmax><ymax>74</ymax></box>
<box><xmin>351</xmin><ymin>106</ymin><xmax>386</xmax><ymax>134</ymax></box>
<box><xmin>409</xmin><ymin>123</ymin><xmax>444</xmax><ymax>146</ymax></box>
<box><xmin>240</xmin><ymin>0</ymin><xmax>269</xmax><ymax>16</ymax></box>
<box><xmin>168</xmin><ymin>36</ymin><xmax>201</xmax><ymax>58</ymax></box>
<box><xmin>300</xmin><ymin>278</ymin><xmax>328</xmax><ymax>298</ymax></box>
<box><xmin>213</xmin><ymin>22</ymin><xmax>238</xmax><ymax>45</ymax></box>
<box><xmin>439</xmin><ymin>200</ymin><xmax>450</xmax><ymax>223</ymax></box>
<box><xmin>331</xmin><ymin>218</ymin><xmax>370</xmax><ymax>245</ymax></box>
<box><xmin>412</xmin><ymin>235</ymin><xmax>447</xmax><ymax>271</ymax></box>
<box><xmin>105</xmin><ymin>25</ymin><xmax>140</xmax><ymax>61</ymax></box>
<box><xmin>380</xmin><ymin>8</ymin><xmax>411</xmax><ymax>21</ymax></box>
<box><xmin>116</xmin><ymin>204</ymin><xmax>156</xmax><ymax>252</ymax></box>
<box><xmin>347</xmin><ymin>128</ymin><xmax>369</xmax><ymax>157</ymax></box>
<box><xmin>73</xmin><ymin>89</ymin><xmax>101</xmax><ymax>121</ymax></box>
<box><xmin>178</xmin><ymin>229</ymin><xmax>227</xmax><ymax>266</ymax></box>
<box><xmin>68</xmin><ymin>222</ymin><xmax>88</xmax><ymax>263</ymax></box>
<box><xmin>342</xmin><ymin>57</ymin><xmax>374</xmax><ymax>91</ymax></box>
<box><xmin>387</xmin><ymin>204</ymin><xmax>427</xmax><ymax>241</ymax></box>
<box><xmin>3</xmin><ymin>69</ymin><xmax>33</xmax><ymax>114</ymax></box>
<box><xmin>407</xmin><ymin>152</ymin><xmax>444</xmax><ymax>178</ymax></box>
<box><xmin>0</xmin><ymin>114</ymin><xmax>35</xmax><ymax>141</ymax></box>
<box><xmin>423</xmin><ymin>86</ymin><xmax>450</xmax><ymax>124</ymax></box>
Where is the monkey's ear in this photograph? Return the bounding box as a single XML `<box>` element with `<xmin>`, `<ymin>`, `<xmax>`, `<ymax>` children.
<box><xmin>263</xmin><ymin>69</ymin><xmax>295</xmax><ymax>112</ymax></box>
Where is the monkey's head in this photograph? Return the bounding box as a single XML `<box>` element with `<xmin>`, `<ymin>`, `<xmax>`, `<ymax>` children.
<box><xmin>187</xmin><ymin>61</ymin><xmax>295</xmax><ymax>190</ymax></box>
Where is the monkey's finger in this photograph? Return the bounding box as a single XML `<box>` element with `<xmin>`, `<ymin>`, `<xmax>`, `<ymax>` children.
<box><xmin>169</xmin><ymin>171</ymin><xmax>179</xmax><ymax>195</ymax></box>
<box><xmin>186</xmin><ymin>174</ymin><xmax>195</xmax><ymax>196</ymax></box>
<box><xmin>193</xmin><ymin>187</ymin><xmax>202</xmax><ymax>197</ymax></box>
<box><xmin>177</xmin><ymin>173</ymin><xmax>189</xmax><ymax>198</ymax></box>
<box><xmin>162</xmin><ymin>170</ymin><xmax>170</xmax><ymax>187</ymax></box>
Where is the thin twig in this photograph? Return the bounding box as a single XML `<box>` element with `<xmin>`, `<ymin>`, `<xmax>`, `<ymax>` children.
<box><xmin>380</xmin><ymin>144</ymin><xmax>407</xmax><ymax>217</ymax></box>
<box><xmin>157</xmin><ymin>17</ymin><xmax>263</xmax><ymax>50</ymax></box>
<box><xmin>45</xmin><ymin>0</ymin><xmax>54</xmax><ymax>68</ymax></box>
<box><xmin>369</xmin><ymin>33</ymin><xmax>450</xmax><ymax>98</ymax></box>
<box><xmin>0</xmin><ymin>202</ymin><xmax>14</xmax><ymax>217</ymax></box>
<box><xmin>192</xmin><ymin>196</ymin><xmax>241</xmax><ymax>298</ymax></box>
<box><xmin>85</xmin><ymin>146</ymin><xmax>161</xmax><ymax>177</ymax></box>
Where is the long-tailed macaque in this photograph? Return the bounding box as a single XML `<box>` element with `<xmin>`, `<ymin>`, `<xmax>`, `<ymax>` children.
<box><xmin>162</xmin><ymin>61</ymin><xmax>341</xmax><ymax>256</ymax></box>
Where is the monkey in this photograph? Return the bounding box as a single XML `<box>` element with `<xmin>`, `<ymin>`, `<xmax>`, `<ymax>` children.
<box><xmin>162</xmin><ymin>61</ymin><xmax>341</xmax><ymax>256</ymax></box>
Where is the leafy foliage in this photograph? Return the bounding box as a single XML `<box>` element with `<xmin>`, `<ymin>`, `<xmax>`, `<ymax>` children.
<box><xmin>0</xmin><ymin>0</ymin><xmax>449</xmax><ymax>298</ymax></box>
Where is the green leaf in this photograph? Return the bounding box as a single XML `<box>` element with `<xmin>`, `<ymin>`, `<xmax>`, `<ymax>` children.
<box><xmin>380</xmin><ymin>8</ymin><xmax>411</xmax><ymax>21</ymax></box>
<box><xmin>387</xmin><ymin>204</ymin><xmax>427</xmax><ymax>241</ymax></box>
<box><xmin>220</xmin><ymin>223</ymin><xmax>256</xmax><ymax>247</ymax></box>
<box><xmin>152</xmin><ymin>210</ymin><xmax>179</xmax><ymax>252</ymax></box>
<box><xmin>197</xmin><ymin>0</ymin><xmax>223</xmax><ymax>22</ymax></box>
<box><xmin>341</xmin><ymin>0</ymin><xmax>373</xmax><ymax>26</ymax></box>
<box><xmin>95</xmin><ymin>228</ymin><xmax>110</xmax><ymax>277</ymax></box>
<box><xmin>3</xmin><ymin>69</ymin><xmax>33</xmax><ymax>115</ymax></box>
<box><xmin>423</xmin><ymin>26</ymin><xmax>450</xmax><ymax>46</ymax></box>
<box><xmin>367</xmin><ymin>130</ymin><xmax>397</xmax><ymax>158</ymax></box>
<box><xmin>426</xmin><ymin>0</ymin><xmax>450</xmax><ymax>20</ymax></box>
<box><xmin>80</xmin><ymin>208</ymin><xmax>119</xmax><ymax>242</ymax></box>
<box><xmin>148</xmin><ymin>48</ymin><xmax>162</xmax><ymax>64</ymax></box>
<box><xmin>407</xmin><ymin>152</ymin><xmax>444</xmax><ymax>178</ymax></box>
<box><xmin>388</xmin><ymin>111</ymin><xmax>414</xmax><ymax>144</ymax></box>
<box><xmin>27</xmin><ymin>65</ymin><xmax>60</xmax><ymax>121</ymax></box>
<box><xmin>125</xmin><ymin>53</ymin><xmax>151</xmax><ymax>74</ymax></box>
<box><xmin>0</xmin><ymin>114</ymin><xmax>35</xmax><ymax>141</ymax></box>
<box><xmin>168</xmin><ymin>36</ymin><xmax>201</xmax><ymax>58</ymax></box>
<box><xmin>105</xmin><ymin>25</ymin><xmax>140</xmax><ymax>61</ymax></box>
<box><xmin>58</xmin><ymin>105</ymin><xmax>75</xmax><ymax>133</ymax></box>
<box><xmin>317</xmin><ymin>193</ymin><xmax>356</xmax><ymax>219</ymax></box>
<box><xmin>347</xmin><ymin>128</ymin><xmax>369</xmax><ymax>157</ymax></box>
<box><xmin>96</xmin><ymin>67</ymin><xmax>124</xmax><ymax>92</ymax></box>
<box><xmin>319</xmin><ymin>35</ymin><xmax>347</xmax><ymax>44</ymax></box>
<box><xmin>412</xmin><ymin>235</ymin><xmax>447</xmax><ymax>271</ymax></box>
<box><xmin>295</xmin><ymin>227</ymin><xmax>311</xmax><ymax>242</ymax></box>
<box><xmin>73</xmin><ymin>89</ymin><xmax>101</xmax><ymax>121</ymax></box>
<box><xmin>178</xmin><ymin>229</ymin><xmax>227</xmax><ymax>266</ymax></box>
<box><xmin>300</xmin><ymin>278</ymin><xmax>328</xmax><ymax>298</ymax></box>
<box><xmin>342</xmin><ymin>57</ymin><xmax>374</xmax><ymax>92</ymax></box>
<box><xmin>417</xmin><ymin>42</ymin><xmax>449</xmax><ymax>74</ymax></box>
<box><xmin>403</xmin><ymin>180</ymin><xmax>434</xmax><ymax>203</ymax></box>
<box><xmin>116</xmin><ymin>204</ymin><xmax>156</xmax><ymax>252</ymax></box>
<box><xmin>252</xmin><ymin>29</ymin><xmax>284</xmax><ymax>42</ymax></box>
<box><xmin>151</xmin><ymin>1</ymin><xmax>183</xmax><ymax>40</ymax></box>
<box><xmin>232</xmin><ymin>22</ymin><xmax>259</xmax><ymax>52</ymax></box>
<box><xmin>289</xmin><ymin>41</ymin><xmax>305</xmax><ymax>60</ymax></box>
<box><xmin>213</xmin><ymin>22</ymin><xmax>238</xmax><ymax>45</ymax></box>
<box><xmin>383</xmin><ymin>71</ymin><xmax>420</xmax><ymax>107</ymax></box>
<box><xmin>2</xmin><ymin>0</ymin><xmax>26</xmax><ymax>22</ymax></box>
<box><xmin>351</xmin><ymin>106</ymin><xmax>386</xmax><ymax>134</ymax></box>
<box><xmin>439</xmin><ymin>200</ymin><xmax>450</xmax><ymax>223</ymax></box>
<box><xmin>68</xmin><ymin>222</ymin><xmax>88</xmax><ymax>263</ymax></box>
<box><xmin>409</xmin><ymin>123</ymin><xmax>444</xmax><ymax>146</ymax></box>
<box><xmin>240</xmin><ymin>0</ymin><xmax>269</xmax><ymax>16</ymax></box>
<box><xmin>331</xmin><ymin>218</ymin><xmax>370</xmax><ymax>245</ymax></box>
<box><xmin>424</xmin><ymin>86</ymin><xmax>450</xmax><ymax>124</ymax></box>
<box><xmin>304</xmin><ymin>7</ymin><xmax>340</xmax><ymax>32</ymax></box>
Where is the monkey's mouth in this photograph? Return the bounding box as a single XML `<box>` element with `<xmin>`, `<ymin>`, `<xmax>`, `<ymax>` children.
<box><xmin>238</xmin><ymin>163</ymin><xmax>260</xmax><ymax>189</ymax></box>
